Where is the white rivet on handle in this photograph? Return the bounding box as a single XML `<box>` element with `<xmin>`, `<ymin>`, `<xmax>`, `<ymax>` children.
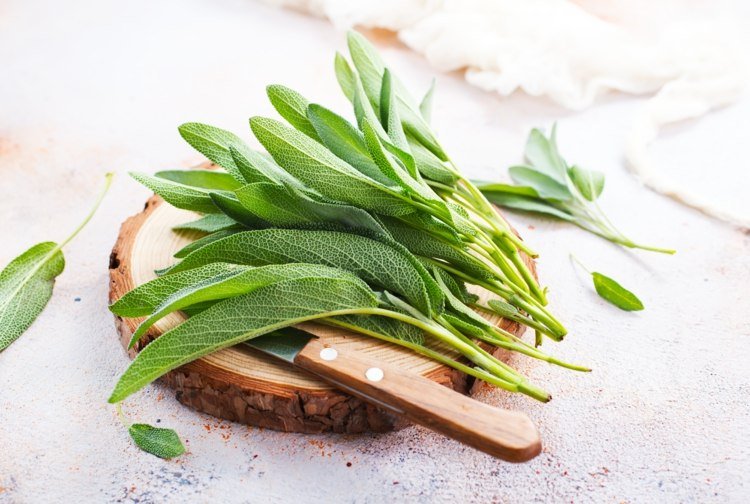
<box><xmin>365</xmin><ymin>367</ymin><xmax>384</xmax><ymax>382</ymax></box>
<box><xmin>319</xmin><ymin>347</ymin><xmax>338</xmax><ymax>361</ymax></box>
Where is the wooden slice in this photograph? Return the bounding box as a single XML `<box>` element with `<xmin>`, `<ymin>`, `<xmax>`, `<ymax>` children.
<box><xmin>109</xmin><ymin>195</ymin><xmax>536</xmax><ymax>434</ymax></box>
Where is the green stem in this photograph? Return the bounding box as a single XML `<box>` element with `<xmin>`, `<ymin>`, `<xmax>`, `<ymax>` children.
<box><xmin>58</xmin><ymin>173</ymin><xmax>114</xmax><ymax>250</ymax></box>
<box><xmin>324</xmin><ymin>319</ymin><xmax>521</xmax><ymax>394</ymax></box>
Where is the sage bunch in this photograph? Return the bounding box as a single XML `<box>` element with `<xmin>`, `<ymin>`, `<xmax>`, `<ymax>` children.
<box><xmin>110</xmin><ymin>32</ymin><xmax>589</xmax><ymax>407</ymax></box>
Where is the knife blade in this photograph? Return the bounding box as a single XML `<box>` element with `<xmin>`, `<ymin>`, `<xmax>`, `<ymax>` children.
<box><xmin>245</xmin><ymin>328</ymin><xmax>541</xmax><ymax>462</ymax></box>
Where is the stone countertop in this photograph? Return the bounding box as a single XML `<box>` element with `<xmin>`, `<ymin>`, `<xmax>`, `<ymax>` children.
<box><xmin>0</xmin><ymin>0</ymin><xmax>748</xmax><ymax>502</ymax></box>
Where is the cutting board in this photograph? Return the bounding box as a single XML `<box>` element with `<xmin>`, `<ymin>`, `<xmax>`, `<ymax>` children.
<box><xmin>109</xmin><ymin>189</ymin><xmax>536</xmax><ymax>434</ymax></box>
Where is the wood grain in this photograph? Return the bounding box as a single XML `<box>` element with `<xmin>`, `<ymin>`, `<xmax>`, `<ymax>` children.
<box><xmin>109</xmin><ymin>191</ymin><xmax>536</xmax><ymax>433</ymax></box>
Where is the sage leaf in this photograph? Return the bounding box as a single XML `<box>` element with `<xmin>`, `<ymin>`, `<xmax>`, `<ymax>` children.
<box><xmin>407</xmin><ymin>136</ymin><xmax>458</xmax><ymax>185</ymax></box>
<box><xmin>0</xmin><ymin>243</ymin><xmax>65</xmax><ymax>351</ymax></box>
<box><xmin>130</xmin><ymin>172</ymin><xmax>227</xmax><ymax>214</ymax></box>
<box><xmin>111</xmin><ymin>262</ymin><xmax>242</xmax><ymax>317</ymax></box>
<box><xmin>0</xmin><ymin>173</ymin><xmax>112</xmax><ymax>351</ymax></box>
<box><xmin>208</xmin><ymin>192</ymin><xmax>269</xmax><ymax>229</ymax></box>
<box><xmin>524</xmin><ymin>126</ymin><xmax>568</xmax><ymax>184</ymax></box>
<box><xmin>481</xmin><ymin>192</ymin><xmax>576</xmax><ymax>221</ymax></box>
<box><xmin>419</xmin><ymin>79</ymin><xmax>436</xmax><ymax>124</ymax></box>
<box><xmin>334</xmin><ymin>51</ymin><xmax>356</xmax><ymax>102</ymax></box>
<box><xmin>508</xmin><ymin>165</ymin><xmax>571</xmax><ymax>201</ymax></box>
<box><xmin>305</xmin><ymin>103</ymin><xmax>395</xmax><ymax>187</ymax></box>
<box><xmin>379</xmin><ymin>216</ymin><xmax>492</xmax><ymax>281</ymax></box>
<box><xmin>361</xmin><ymin>118</ymin><xmax>441</xmax><ymax>206</ymax></box>
<box><xmin>346</xmin><ymin>31</ymin><xmax>446</xmax><ymax>160</ymax></box>
<box><xmin>128</xmin><ymin>424</ymin><xmax>185</xmax><ymax>459</ymax></box>
<box><xmin>487</xmin><ymin>299</ymin><xmax>520</xmax><ymax>319</ymax></box>
<box><xmin>250</xmin><ymin>116</ymin><xmax>415</xmax><ymax>216</ymax></box>
<box><xmin>591</xmin><ymin>272</ymin><xmax>644</xmax><ymax>311</ymax></box>
<box><xmin>568</xmin><ymin>165</ymin><xmax>605</xmax><ymax>201</ymax></box>
<box><xmin>227</xmin><ymin>145</ymin><xmax>306</xmax><ymax>189</ymax></box>
<box><xmin>154</xmin><ymin>170</ymin><xmax>242</xmax><ymax>191</ymax></box>
<box><xmin>235</xmin><ymin>182</ymin><xmax>388</xmax><ymax>238</ymax></box>
<box><xmin>173</xmin><ymin>214</ymin><xmax>238</xmax><ymax>234</ymax></box>
<box><xmin>173</xmin><ymin>229</ymin><xmax>239</xmax><ymax>259</ymax></box>
<box><xmin>472</xmin><ymin>182</ymin><xmax>540</xmax><ymax>198</ymax></box>
<box><xmin>163</xmin><ymin>228</ymin><xmax>438</xmax><ymax>315</ymax></box>
<box><xmin>177</xmin><ymin>122</ymin><xmax>252</xmax><ymax>183</ymax></box>
<box><xmin>109</xmin><ymin>274</ymin><xmax>378</xmax><ymax>402</ymax></box>
<box><xmin>266</xmin><ymin>85</ymin><xmax>322</xmax><ymax>142</ymax></box>
<box><xmin>379</xmin><ymin>69</ymin><xmax>410</xmax><ymax>152</ymax></box>
<box><xmin>128</xmin><ymin>263</ymin><xmax>369</xmax><ymax>348</ymax></box>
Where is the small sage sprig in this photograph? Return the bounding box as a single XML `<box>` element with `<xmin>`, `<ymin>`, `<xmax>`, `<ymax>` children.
<box><xmin>475</xmin><ymin>125</ymin><xmax>675</xmax><ymax>255</ymax></box>
<box><xmin>0</xmin><ymin>173</ymin><xmax>113</xmax><ymax>351</ymax></box>
<box><xmin>571</xmin><ymin>255</ymin><xmax>644</xmax><ymax>311</ymax></box>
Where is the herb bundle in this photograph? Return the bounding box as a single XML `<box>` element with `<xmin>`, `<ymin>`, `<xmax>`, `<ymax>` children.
<box><xmin>476</xmin><ymin>126</ymin><xmax>675</xmax><ymax>254</ymax></box>
<box><xmin>110</xmin><ymin>32</ymin><xmax>589</xmax><ymax>408</ymax></box>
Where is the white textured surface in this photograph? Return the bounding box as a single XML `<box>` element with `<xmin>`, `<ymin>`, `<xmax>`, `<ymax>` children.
<box><xmin>0</xmin><ymin>0</ymin><xmax>749</xmax><ymax>502</ymax></box>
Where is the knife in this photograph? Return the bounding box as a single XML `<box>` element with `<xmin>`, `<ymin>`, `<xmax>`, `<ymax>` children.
<box><xmin>244</xmin><ymin>327</ymin><xmax>541</xmax><ymax>462</ymax></box>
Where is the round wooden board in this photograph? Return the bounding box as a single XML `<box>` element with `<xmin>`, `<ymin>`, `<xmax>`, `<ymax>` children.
<box><xmin>109</xmin><ymin>195</ymin><xmax>535</xmax><ymax>434</ymax></box>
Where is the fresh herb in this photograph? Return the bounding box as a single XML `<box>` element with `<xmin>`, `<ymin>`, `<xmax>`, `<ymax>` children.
<box><xmin>476</xmin><ymin>125</ymin><xmax>675</xmax><ymax>254</ymax></box>
<box><xmin>110</xmin><ymin>31</ymin><xmax>591</xmax><ymax>408</ymax></box>
<box><xmin>571</xmin><ymin>255</ymin><xmax>644</xmax><ymax>311</ymax></box>
<box><xmin>117</xmin><ymin>404</ymin><xmax>185</xmax><ymax>459</ymax></box>
<box><xmin>0</xmin><ymin>173</ymin><xmax>113</xmax><ymax>351</ymax></box>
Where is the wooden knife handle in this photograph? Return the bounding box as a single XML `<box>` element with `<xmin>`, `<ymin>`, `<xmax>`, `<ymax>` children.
<box><xmin>295</xmin><ymin>338</ymin><xmax>541</xmax><ymax>462</ymax></box>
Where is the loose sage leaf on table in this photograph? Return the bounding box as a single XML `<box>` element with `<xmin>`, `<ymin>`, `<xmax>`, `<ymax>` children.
<box><xmin>0</xmin><ymin>174</ymin><xmax>112</xmax><ymax>351</ymax></box>
<box><xmin>591</xmin><ymin>272</ymin><xmax>644</xmax><ymax>311</ymax></box>
<box><xmin>129</xmin><ymin>423</ymin><xmax>185</xmax><ymax>459</ymax></box>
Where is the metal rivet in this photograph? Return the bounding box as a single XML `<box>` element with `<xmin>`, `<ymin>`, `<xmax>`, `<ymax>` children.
<box><xmin>365</xmin><ymin>367</ymin><xmax>384</xmax><ymax>382</ymax></box>
<box><xmin>320</xmin><ymin>347</ymin><xmax>338</xmax><ymax>361</ymax></box>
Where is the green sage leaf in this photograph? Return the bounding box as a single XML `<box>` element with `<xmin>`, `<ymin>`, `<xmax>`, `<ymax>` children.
<box><xmin>346</xmin><ymin>31</ymin><xmax>446</xmax><ymax>160</ymax></box>
<box><xmin>177</xmin><ymin>123</ymin><xmax>253</xmax><ymax>183</ymax></box>
<box><xmin>235</xmin><ymin>182</ymin><xmax>388</xmax><ymax>238</ymax></box>
<box><xmin>250</xmin><ymin>116</ymin><xmax>415</xmax><ymax>216</ymax></box>
<box><xmin>109</xmin><ymin>274</ymin><xmax>377</xmax><ymax>402</ymax></box>
<box><xmin>305</xmin><ymin>103</ymin><xmax>395</xmax><ymax>187</ymax></box>
<box><xmin>163</xmin><ymin>228</ymin><xmax>440</xmax><ymax>315</ymax></box>
<box><xmin>173</xmin><ymin>229</ymin><xmax>239</xmax><ymax>259</ymax></box>
<box><xmin>128</xmin><ymin>424</ymin><xmax>185</xmax><ymax>459</ymax></box>
<box><xmin>334</xmin><ymin>52</ymin><xmax>356</xmax><ymax>102</ymax></box>
<box><xmin>419</xmin><ymin>79</ymin><xmax>436</xmax><ymax>124</ymax></box>
<box><xmin>266</xmin><ymin>85</ymin><xmax>322</xmax><ymax>142</ymax></box>
<box><xmin>591</xmin><ymin>272</ymin><xmax>644</xmax><ymax>311</ymax></box>
<box><xmin>568</xmin><ymin>165</ymin><xmax>605</xmax><ymax>201</ymax></box>
<box><xmin>0</xmin><ymin>243</ymin><xmax>64</xmax><ymax>351</ymax></box>
<box><xmin>481</xmin><ymin>192</ymin><xmax>575</xmax><ymax>221</ymax></box>
<box><xmin>130</xmin><ymin>172</ymin><xmax>227</xmax><ymax>214</ymax></box>
<box><xmin>154</xmin><ymin>170</ymin><xmax>242</xmax><ymax>192</ymax></box>
<box><xmin>0</xmin><ymin>174</ymin><xmax>112</xmax><ymax>351</ymax></box>
<box><xmin>508</xmin><ymin>165</ymin><xmax>571</xmax><ymax>201</ymax></box>
<box><xmin>173</xmin><ymin>214</ymin><xmax>238</xmax><ymax>234</ymax></box>
<box><xmin>129</xmin><ymin>263</ymin><xmax>367</xmax><ymax>348</ymax></box>
<box><xmin>524</xmin><ymin>126</ymin><xmax>568</xmax><ymax>184</ymax></box>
